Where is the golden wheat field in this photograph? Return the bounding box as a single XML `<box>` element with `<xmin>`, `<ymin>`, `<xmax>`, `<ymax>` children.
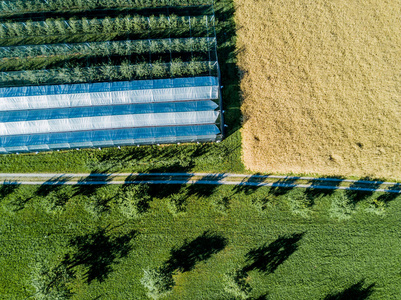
<box><xmin>236</xmin><ymin>0</ymin><xmax>401</xmax><ymax>179</ymax></box>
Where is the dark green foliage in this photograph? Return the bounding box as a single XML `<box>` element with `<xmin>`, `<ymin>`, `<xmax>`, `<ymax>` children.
<box><xmin>0</xmin><ymin>0</ymin><xmax>213</xmax><ymax>16</ymax></box>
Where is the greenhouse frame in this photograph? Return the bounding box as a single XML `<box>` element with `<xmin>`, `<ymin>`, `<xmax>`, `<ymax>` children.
<box><xmin>0</xmin><ymin>76</ymin><xmax>223</xmax><ymax>153</ymax></box>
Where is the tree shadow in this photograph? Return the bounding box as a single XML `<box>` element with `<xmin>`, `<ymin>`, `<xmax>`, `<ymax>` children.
<box><xmin>0</xmin><ymin>181</ymin><xmax>20</xmax><ymax>199</ymax></box>
<box><xmin>7</xmin><ymin>185</ymin><xmax>33</xmax><ymax>211</ymax></box>
<box><xmin>145</xmin><ymin>160</ymin><xmax>195</xmax><ymax>173</ymax></box>
<box><xmin>268</xmin><ymin>178</ymin><xmax>299</xmax><ymax>197</ymax></box>
<box><xmin>35</xmin><ymin>175</ymin><xmax>72</xmax><ymax>197</ymax></box>
<box><xmin>186</xmin><ymin>174</ymin><xmax>227</xmax><ymax>198</ymax></box>
<box><xmin>232</xmin><ymin>174</ymin><xmax>265</xmax><ymax>195</ymax></box>
<box><xmin>149</xmin><ymin>183</ymin><xmax>186</xmax><ymax>200</ymax></box>
<box><xmin>163</xmin><ymin>230</ymin><xmax>228</xmax><ymax>274</ymax></box>
<box><xmin>376</xmin><ymin>184</ymin><xmax>401</xmax><ymax>204</ymax></box>
<box><xmin>214</xmin><ymin>195</ymin><xmax>231</xmax><ymax>211</ymax></box>
<box><xmin>62</xmin><ymin>225</ymin><xmax>138</xmax><ymax>283</ymax></box>
<box><xmin>73</xmin><ymin>173</ymin><xmax>114</xmax><ymax>197</ymax></box>
<box><xmin>243</xmin><ymin>233</ymin><xmax>305</xmax><ymax>274</ymax></box>
<box><xmin>304</xmin><ymin>177</ymin><xmax>344</xmax><ymax>200</ymax></box>
<box><xmin>93</xmin><ymin>143</ymin><xmax>209</xmax><ymax>174</ymax></box>
<box><xmin>345</xmin><ymin>177</ymin><xmax>383</xmax><ymax>204</ymax></box>
<box><xmin>323</xmin><ymin>279</ymin><xmax>375</xmax><ymax>300</ymax></box>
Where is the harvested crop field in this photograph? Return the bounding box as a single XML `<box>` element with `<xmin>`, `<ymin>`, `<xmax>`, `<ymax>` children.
<box><xmin>236</xmin><ymin>0</ymin><xmax>401</xmax><ymax>179</ymax></box>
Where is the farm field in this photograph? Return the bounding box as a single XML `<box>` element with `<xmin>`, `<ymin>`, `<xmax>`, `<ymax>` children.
<box><xmin>2</xmin><ymin>0</ymin><xmax>401</xmax><ymax>299</ymax></box>
<box><xmin>1</xmin><ymin>183</ymin><xmax>401</xmax><ymax>299</ymax></box>
<box><xmin>0</xmin><ymin>0</ymin><xmax>243</xmax><ymax>172</ymax></box>
<box><xmin>237</xmin><ymin>0</ymin><xmax>401</xmax><ymax>179</ymax></box>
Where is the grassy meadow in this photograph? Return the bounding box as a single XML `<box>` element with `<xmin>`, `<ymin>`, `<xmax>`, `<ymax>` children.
<box><xmin>237</xmin><ymin>0</ymin><xmax>401</xmax><ymax>179</ymax></box>
<box><xmin>1</xmin><ymin>183</ymin><xmax>401</xmax><ymax>299</ymax></box>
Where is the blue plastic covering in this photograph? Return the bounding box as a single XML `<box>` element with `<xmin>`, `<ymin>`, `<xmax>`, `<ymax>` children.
<box><xmin>0</xmin><ymin>125</ymin><xmax>221</xmax><ymax>153</ymax></box>
<box><xmin>0</xmin><ymin>76</ymin><xmax>222</xmax><ymax>153</ymax></box>
<box><xmin>0</xmin><ymin>76</ymin><xmax>219</xmax><ymax>97</ymax></box>
<box><xmin>0</xmin><ymin>101</ymin><xmax>218</xmax><ymax>123</ymax></box>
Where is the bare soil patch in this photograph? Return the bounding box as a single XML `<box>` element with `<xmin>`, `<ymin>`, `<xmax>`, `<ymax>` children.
<box><xmin>236</xmin><ymin>0</ymin><xmax>401</xmax><ymax>179</ymax></box>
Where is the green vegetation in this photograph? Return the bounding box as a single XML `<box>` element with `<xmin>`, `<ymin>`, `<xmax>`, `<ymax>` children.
<box><xmin>0</xmin><ymin>60</ymin><xmax>217</xmax><ymax>86</ymax></box>
<box><xmin>1</xmin><ymin>1</ymin><xmax>399</xmax><ymax>299</ymax></box>
<box><xmin>0</xmin><ymin>0</ymin><xmax>212</xmax><ymax>16</ymax></box>
<box><xmin>0</xmin><ymin>15</ymin><xmax>213</xmax><ymax>41</ymax></box>
<box><xmin>0</xmin><ymin>0</ymin><xmax>241</xmax><ymax>172</ymax></box>
<box><xmin>0</xmin><ymin>38</ymin><xmax>215</xmax><ymax>60</ymax></box>
<box><xmin>1</xmin><ymin>183</ymin><xmax>400</xmax><ymax>299</ymax></box>
<box><xmin>0</xmin><ymin>133</ymin><xmax>243</xmax><ymax>173</ymax></box>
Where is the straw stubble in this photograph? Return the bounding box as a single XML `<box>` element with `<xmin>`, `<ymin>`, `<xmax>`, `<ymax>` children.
<box><xmin>236</xmin><ymin>0</ymin><xmax>401</xmax><ymax>179</ymax></box>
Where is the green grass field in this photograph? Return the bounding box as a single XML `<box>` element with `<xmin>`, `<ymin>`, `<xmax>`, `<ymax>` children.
<box><xmin>1</xmin><ymin>183</ymin><xmax>400</xmax><ymax>299</ymax></box>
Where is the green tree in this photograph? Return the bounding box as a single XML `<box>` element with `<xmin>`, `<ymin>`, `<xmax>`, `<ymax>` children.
<box><xmin>100</xmin><ymin>63</ymin><xmax>118</xmax><ymax>80</ymax></box>
<box><xmin>135</xmin><ymin>62</ymin><xmax>151</xmax><ymax>79</ymax></box>
<box><xmin>89</xmin><ymin>18</ymin><xmax>101</xmax><ymax>33</ymax></box>
<box><xmin>170</xmin><ymin>58</ymin><xmax>185</xmax><ymax>77</ymax></box>
<box><xmin>102</xmin><ymin>17</ymin><xmax>114</xmax><ymax>33</ymax></box>
<box><xmin>140</xmin><ymin>268</ymin><xmax>174</xmax><ymax>300</ymax></box>
<box><xmin>44</xmin><ymin>19</ymin><xmax>57</xmax><ymax>35</ymax></box>
<box><xmin>151</xmin><ymin>61</ymin><xmax>167</xmax><ymax>78</ymax></box>
<box><xmin>68</xmin><ymin>18</ymin><xmax>81</xmax><ymax>34</ymax></box>
<box><xmin>120</xmin><ymin>60</ymin><xmax>135</xmax><ymax>80</ymax></box>
<box><xmin>82</xmin><ymin>17</ymin><xmax>91</xmax><ymax>33</ymax></box>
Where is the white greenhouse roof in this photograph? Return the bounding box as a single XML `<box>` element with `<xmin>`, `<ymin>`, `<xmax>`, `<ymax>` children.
<box><xmin>0</xmin><ymin>76</ymin><xmax>219</xmax><ymax>111</ymax></box>
<box><xmin>0</xmin><ymin>76</ymin><xmax>222</xmax><ymax>153</ymax></box>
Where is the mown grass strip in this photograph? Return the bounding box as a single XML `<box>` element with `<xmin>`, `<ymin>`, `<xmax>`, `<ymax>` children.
<box><xmin>0</xmin><ymin>183</ymin><xmax>400</xmax><ymax>298</ymax></box>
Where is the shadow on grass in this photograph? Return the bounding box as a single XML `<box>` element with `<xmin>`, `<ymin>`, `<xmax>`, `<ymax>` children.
<box><xmin>62</xmin><ymin>224</ymin><xmax>138</xmax><ymax>283</ymax></box>
<box><xmin>345</xmin><ymin>177</ymin><xmax>383</xmax><ymax>204</ymax></box>
<box><xmin>185</xmin><ymin>174</ymin><xmax>226</xmax><ymax>198</ymax></box>
<box><xmin>163</xmin><ymin>230</ymin><xmax>228</xmax><ymax>274</ymax></box>
<box><xmin>376</xmin><ymin>184</ymin><xmax>401</xmax><ymax>204</ymax></box>
<box><xmin>73</xmin><ymin>172</ymin><xmax>115</xmax><ymax>197</ymax></box>
<box><xmin>232</xmin><ymin>174</ymin><xmax>264</xmax><ymax>195</ymax></box>
<box><xmin>304</xmin><ymin>177</ymin><xmax>344</xmax><ymax>200</ymax></box>
<box><xmin>148</xmin><ymin>183</ymin><xmax>186</xmax><ymax>199</ymax></box>
<box><xmin>145</xmin><ymin>160</ymin><xmax>195</xmax><ymax>173</ymax></box>
<box><xmin>0</xmin><ymin>181</ymin><xmax>20</xmax><ymax>199</ymax></box>
<box><xmin>243</xmin><ymin>233</ymin><xmax>304</xmax><ymax>274</ymax></box>
<box><xmin>93</xmin><ymin>143</ymin><xmax>212</xmax><ymax>173</ymax></box>
<box><xmin>35</xmin><ymin>175</ymin><xmax>71</xmax><ymax>197</ymax></box>
<box><xmin>323</xmin><ymin>279</ymin><xmax>375</xmax><ymax>300</ymax></box>
<box><xmin>268</xmin><ymin>178</ymin><xmax>299</xmax><ymax>197</ymax></box>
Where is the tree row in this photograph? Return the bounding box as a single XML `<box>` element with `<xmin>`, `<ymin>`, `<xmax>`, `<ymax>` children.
<box><xmin>0</xmin><ymin>14</ymin><xmax>215</xmax><ymax>40</ymax></box>
<box><xmin>0</xmin><ymin>37</ymin><xmax>216</xmax><ymax>59</ymax></box>
<box><xmin>0</xmin><ymin>59</ymin><xmax>218</xmax><ymax>87</ymax></box>
<box><xmin>0</xmin><ymin>0</ymin><xmax>213</xmax><ymax>16</ymax></box>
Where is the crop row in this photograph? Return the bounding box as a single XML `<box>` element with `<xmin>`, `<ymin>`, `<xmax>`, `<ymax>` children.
<box><xmin>0</xmin><ymin>60</ymin><xmax>218</xmax><ymax>87</ymax></box>
<box><xmin>0</xmin><ymin>0</ymin><xmax>213</xmax><ymax>15</ymax></box>
<box><xmin>0</xmin><ymin>37</ymin><xmax>216</xmax><ymax>59</ymax></box>
<box><xmin>0</xmin><ymin>14</ymin><xmax>215</xmax><ymax>39</ymax></box>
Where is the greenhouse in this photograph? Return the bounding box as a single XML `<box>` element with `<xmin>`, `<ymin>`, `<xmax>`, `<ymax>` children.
<box><xmin>0</xmin><ymin>76</ymin><xmax>222</xmax><ymax>153</ymax></box>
